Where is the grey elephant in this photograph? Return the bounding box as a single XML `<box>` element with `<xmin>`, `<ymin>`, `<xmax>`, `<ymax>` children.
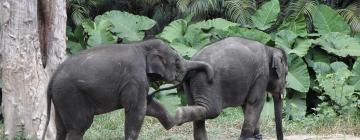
<box><xmin>42</xmin><ymin>39</ymin><xmax>214</xmax><ymax>140</ymax></box>
<box><xmin>173</xmin><ymin>37</ymin><xmax>288</xmax><ymax>140</ymax></box>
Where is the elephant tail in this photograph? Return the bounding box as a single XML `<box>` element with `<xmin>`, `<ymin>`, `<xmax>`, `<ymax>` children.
<box><xmin>42</xmin><ymin>81</ymin><xmax>53</xmax><ymax>140</ymax></box>
<box><xmin>273</xmin><ymin>94</ymin><xmax>284</xmax><ymax>140</ymax></box>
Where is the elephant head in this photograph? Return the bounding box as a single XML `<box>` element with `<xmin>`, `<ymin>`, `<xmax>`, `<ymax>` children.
<box><xmin>267</xmin><ymin>48</ymin><xmax>288</xmax><ymax>95</ymax></box>
<box><xmin>141</xmin><ymin>39</ymin><xmax>214</xmax><ymax>83</ymax></box>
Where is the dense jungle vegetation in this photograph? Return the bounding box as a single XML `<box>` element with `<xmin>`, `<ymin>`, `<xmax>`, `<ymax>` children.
<box><xmin>64</xmin><ymin>0</ymin><xmax>360</xmax><ymax>138</ymax></box>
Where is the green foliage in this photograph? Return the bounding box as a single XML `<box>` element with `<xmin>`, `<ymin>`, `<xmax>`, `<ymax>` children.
<box><xmin>286</xmin><ymin>55</ymin><xmax>310</xmax><ymax>93</ymax></box>
<box><xmin>285</xmin><ymin>94</ymin><xmax>307</xmax><ymax>120</ymax></box>
<box><xmin>314</xmin><ymin>32</ymin><xmax>360</xmax><ymax>57</ymax></box>
<box><xmin>224</xmin><ymin>0</ymin><xmax>256</xmax><ymax>26</ymax></box>
<box><xmin>349</xmin><ymin>58</ymin><xmax>360</xmax><ymax>91</ymax></box>
<box><xmin>82</xmin><ymin>19</ymin><xmax>117</xmax><ymax>47</ymax></box>
<box><xmin>315</xmin><ymin>62</ymin><xmax>354</xmax><ymax>106</ymax></box>
<box><xmin>226</xmin><ymin>26</ymin><xmax>271</xmax><ymax>44</ymax></box>
<box><xmin>279</xmin><ymin>14</ymin><xmax>308</xmax><ymax>37</ymax></box>
<box><xmin>311</xmin><ymin>5</ymin><xmax>351</xmax><ymax>35</ymax></box>
<box><xmin>97</xmin><ymin>11</ymin><xmax>156</xmax><ymax>42</ymax></box>
<box><xmin>158</xmin><ymin>18</ymin><xmax>240</xmax><ymax>57</ymax></box>
<box><xmin>251</xmin><ymin>0</ymin><xmax>280</xmax><ymax>30</ymax></box>
<box><xmin>275</xmin><ymin>30</ymin><xmax>312</xmax><ymax>57</ymax></box>
<box><xmin>81</xmin><ymin>10</ymin><xmax>156</xmax><ymax>47</ymax></box>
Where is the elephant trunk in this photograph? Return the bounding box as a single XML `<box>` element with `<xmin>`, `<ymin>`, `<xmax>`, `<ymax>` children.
<box><xmin>273</xmin><ymin>92</ymin><xmax>284</xmax><ymax>140</ymax></box>
<box><xmin>184</xmin><ymin>60</ymin><xmax>214</xmax><ymax>82</ymax></box>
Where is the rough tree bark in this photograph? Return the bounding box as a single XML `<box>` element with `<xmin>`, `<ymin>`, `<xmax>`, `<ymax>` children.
<box><xmin>0</xmin><ymin>0</ymin><xmax>66</xmax><ymax>139</ymax></box>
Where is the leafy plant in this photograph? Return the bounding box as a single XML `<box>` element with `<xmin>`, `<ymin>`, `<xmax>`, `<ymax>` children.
<box><xmin>82</xmin><ymin>10</ymin><xmax>156</xmax><ymax>47</ymax></box>
<box><xmin>251</xmin><ymin>0</ymin><xmax>280</xmax><ymax>30</ymax></box>
<box><xmin>286</xmin><ymin>54</ymin><xmax>310</xmax><ymax>93</ymax></box>
<box><xmin>314</xmin><ymin>32</ymin><xmax>360</xmax><ymax>57</ymax></box>
<box><xmin>275</xmin><ymin>30</ymin><xmax>312</xmax><ymax>57</ymax></box>
<box><xmin>82</xmin><ymin>18</ymin><xmax>117</xmax><ymax>47</ymax></box>
<box><xmin>311</xmin><ymin>4</ymin><xmax>351</xmax><ymax>35</ymax></box>
<box><xmin>97</xmin><ymin>11</ymin><xmax>156</xmax><ymax>42</ymax></box>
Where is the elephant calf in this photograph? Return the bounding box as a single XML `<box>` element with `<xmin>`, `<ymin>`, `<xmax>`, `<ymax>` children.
<box><xmin>174</xmin><ymin>37</ymin><xmax>288</xmax><ymax>140</ymax></box>
<box><xmin>42</xmin><ymin>39</ymin><xmax>214</xmax><ymax>140</ymax></box>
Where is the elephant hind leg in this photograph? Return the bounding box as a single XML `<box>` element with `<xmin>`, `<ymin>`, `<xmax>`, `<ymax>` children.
<box><xmin>239</xmin><ymin>80</ymin><xmax>266</xmax><ymax>140</ymax></box>
<box><xmin>53</xmin><ymin>92</ymin><xmax>94</xmax><ymax>140</ymax></box>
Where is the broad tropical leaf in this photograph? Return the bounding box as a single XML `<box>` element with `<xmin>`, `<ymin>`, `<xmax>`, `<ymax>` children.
<box><xmin>279</xmin><ymin>14</ymin><xmax>308</xmax><ymax>37</ymax></box>
<box><xmin>286</xmin><ymin>55</ymin><xmax>310</xmax><ymax>93</ymax></box>
<box><xmin>66</xmin><ymin>41</ymin><xmax>84</xmax><ymax>54</ymax></box>
<box><xmin>314</xmin><ymin>32</ymin><xmax>360</xmax><ymax>57</ymax></box>
<box><xmin>275</xmin><ymin>30</ymin><xmax>312</xmax><ymax>57</ymax></box>
<box><xmin>82</xmin><ymin>19</ymin><xmax>117</xmax><ymax>47</ymax></box>
<box><xmin>184</xmin><ymin>28</ymin><xmax>211</xmax><ymax>49</ymax></box>
<box><xmin>170</xmin><ymin>40</ymin><xmax>198</xmax><ymax>57</ymax></box>
<box><xmin>227</xmin><ymin>26</ymin><xmax>271</xmax><ymax>44</ymax></box>
<box><xmin>311</xmin><ymin>5</ymin><xmax>351</xmax><ymax>35</ymax></box>
<box><xmin>349</xmin><ymin>58</ymin><xmax>360</xmax><ymax>91</ymax></box>
<box><xmin>251</xmin><ymin>0</ymin><xmax>280</xmax><ymax>30</ymax></box>
<box><xmin>188</xmin><ymin>18</ymin><xmax>239</xmax><ymax>31</ymax></box>
<box><xmin>158</xmin><ymin>19</ymin><xmax>188</xmax><ymax>43</ymax></box>
<box><xmin>98</xmin><ymin>11</ymin><xmax>156</xmax><ymax>42</ymax></box>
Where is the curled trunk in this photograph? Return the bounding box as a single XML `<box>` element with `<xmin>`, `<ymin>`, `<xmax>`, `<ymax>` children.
<box><xmin>184</xmin><ymin>60</ymin><xmax>214</xmax><ymax>82</ymax></box>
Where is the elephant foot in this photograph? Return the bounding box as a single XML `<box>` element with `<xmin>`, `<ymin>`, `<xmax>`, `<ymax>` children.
<box><xmin>162</xmin><ymin>114</ymin><xmax>177</xmax><ymax>130</ymax></box>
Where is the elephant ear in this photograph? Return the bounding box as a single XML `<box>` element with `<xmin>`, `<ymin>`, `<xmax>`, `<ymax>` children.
<box><xmin>271</xmin><ymin>53</ymin><xmax>284</xmax><ymax>78</ymax></box>
<box><xmin>146</xmin><ymin>54</ymin><xmax>166</xmax><ymax>78</ymax></box>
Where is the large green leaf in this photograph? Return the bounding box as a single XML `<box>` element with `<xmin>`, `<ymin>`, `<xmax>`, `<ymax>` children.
<box><xmin>171</xmin><ymin>39</ymin><xmax>198</xmax><ymax>57</ymax></box>
<box><xmin>82</xmin><ymin>19</ymin><xmax>117</xmax><ymax>47</ymax></box>
<box><xmin>275</xmin><ymin>30</ymin><xmax>312</xmax><ymax>57</ymax></box>
<box><xmin>349</xmin><ymin>58</ymin><xmax>360</xmax><ymax>91</ymax></box>
<box><xmin>285</xmin><ymin>95</ymin><xmax>306</xmax><ymax>120</ymax></box>
<box><xmin>311</xmin><ymin>5</ymin><xmax>351</xmax><ymax>35</ymax></box>
<box><xmin>314</xmin><ymin>32</ymin><xmax>360</xmax><ymax>57</ymax></box>
<box><xmin>98</xmin><ymin>11</ymin><xmax>156</xmax><ymax>42</ymax></box>
<box><xmin>279</xmin><ymin>14</ymin><xmax>308</xmax><ymax>37</ymax></box>
<box><xmin>316</xmin><ymin>63</ymin><xmax>354</xmax><ymax>106</ymax></box>
<box><xmin>251</xmin><ymin>0</ymin><xmax>280</xmax><ymax>30</ymax></box>
<box><xmin>66</xmin><ymin>41</ymin><xmax>84</xmax><ymax>54</ymax></box>
<box><xmin>286</xmin><ymin>55</ymin><xmax>310</xmax><ymax>93</ymax></box>
<box><xmin>184</xmin><ymin>28</ymin><xmax>211</xmax><ymax>49</ymax></box>
<box><xmin>157</xmin><ymin>19</ymin><xmax>188</xmax><ymax>43</ymax></box>
<box><xmin>227</xmin><ymin>26</ymin><xmax>271</xmax><ymax>44</ymax></box>
<box><xmin>188</xmin><ymin>18</ymin><xmax>239</xmax><ymax>31</ymax></box>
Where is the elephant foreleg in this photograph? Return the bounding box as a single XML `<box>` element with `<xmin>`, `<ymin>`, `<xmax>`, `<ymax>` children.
<box><xmin>122</xmin><ymin>83</ymin><xmax>147</xmax><ymax>140</ymax></box>
<box><xmin>193</xmin><ymin>120</ymin><xmax>207</xmax><ymax>140</ymax></box>
<box><xmin>146</xmin><ymin>100</ymin><xmax>175</xmax><ymax>130</ymax></box>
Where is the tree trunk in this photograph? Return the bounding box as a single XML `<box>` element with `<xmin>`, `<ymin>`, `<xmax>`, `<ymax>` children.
<box><xmin>0</xmin><ymin>0</ymin><xmax>66</xmax><ymax>139</ymax></box>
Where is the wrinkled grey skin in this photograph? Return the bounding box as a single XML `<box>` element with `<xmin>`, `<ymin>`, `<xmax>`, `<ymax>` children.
<box><xmin>42</xmin><ymin>39</ymin><xmax>214</xmax><ymax>140</ymax></box>
<box><xmin>174</xmin><ymin>37</ymin><xmax>288</xmax><ymax>140</ymax></box>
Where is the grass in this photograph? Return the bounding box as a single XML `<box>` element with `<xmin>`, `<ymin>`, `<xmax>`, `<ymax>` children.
<box><xmin>0</xmin><ymin>100</ymin><xmax>358</xmax><ymax>139</ymax></box>
<box><xmin>83</xmin><ymin>107</ymin><xmax>360</xmax><ymax>140</ymax></box>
